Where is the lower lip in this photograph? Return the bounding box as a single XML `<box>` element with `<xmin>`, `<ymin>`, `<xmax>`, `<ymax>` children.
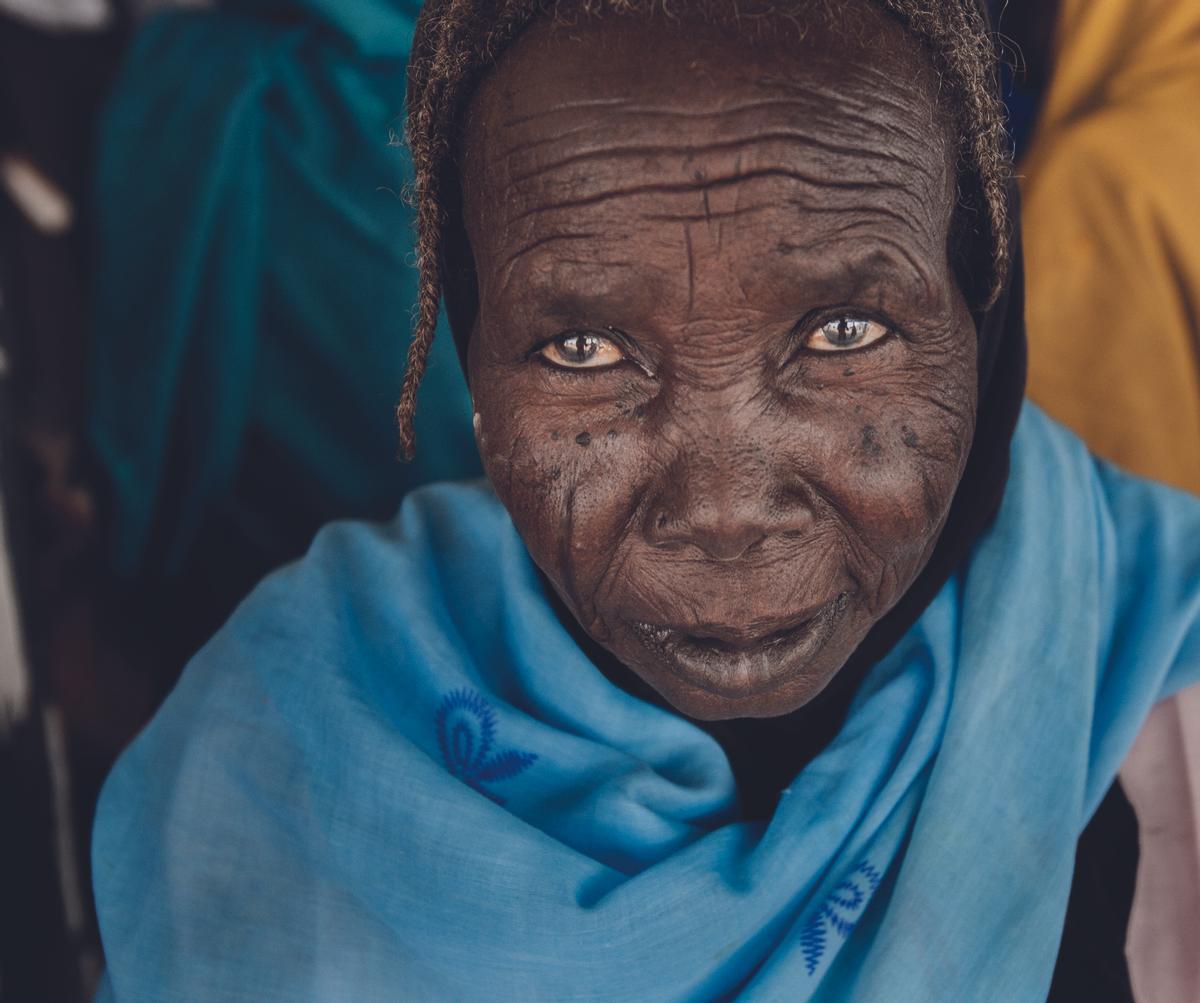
<box><xmin>628</xmin><ymin>598</ymin><xmax>845</xmax><ymax>699</ymax></box>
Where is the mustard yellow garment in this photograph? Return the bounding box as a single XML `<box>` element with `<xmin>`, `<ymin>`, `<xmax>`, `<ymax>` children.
<box><xmin>1022</xmin><ymin>6</ymin><xmax>1200</xmax><ymax>1001</ymax></box>
<box><xmin>1022</xmin><ymin>0</ymin><xmax>1200</xmax><ymax>493</ymax></box>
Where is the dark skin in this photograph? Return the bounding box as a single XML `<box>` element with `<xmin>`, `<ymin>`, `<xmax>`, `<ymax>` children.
<box><xmin>460</xmin><ymin>5</ymin><xmax>977</xmax><ymax>720</ymax></box>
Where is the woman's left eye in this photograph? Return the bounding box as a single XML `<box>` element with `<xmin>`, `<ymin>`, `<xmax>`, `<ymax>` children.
<box><xmin>537</xmin><ymin>331</ymin><xmax>626</xmax><ymax>370</ymax></box>
<box><xmin>803</xmin><ymin>316</ymin><xmax>890</xmax><ymax>352</ymax></box>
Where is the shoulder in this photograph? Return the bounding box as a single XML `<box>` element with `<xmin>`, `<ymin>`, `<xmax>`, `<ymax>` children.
<box><xmin>92</xmin><ymin>480</ymin><xmax>521</xmax><ymax>992</ymax></box>
<box><xmin>1000</xmin><ymin>401</ymin><xmax>1200</xmax><ymax>553</ymax></box>
<box><xmin>120</xmin><ymin>478</ymin><xmax>515</xmax><ymax>743</ymax></box>
<box><xmin>269</xmin><ymin>478</ymin><xmax>513</xmax><ymax>604</ymax></box>
<box><xmin>990</xmin><ymin>402</ymin><xmax>1200</xmax><ymax>727</ymax></box>
<box><xmin>981</xmin><ymin>401</ymin><xmax>1110</xmax><ymax>576</ymax></box>
<box><xmin>968</xmin><ymin>399</ymin><xmax>1200</xmax><ymax>675</ymax></box>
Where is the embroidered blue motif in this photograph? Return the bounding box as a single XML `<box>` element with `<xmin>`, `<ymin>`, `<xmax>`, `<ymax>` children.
<box><xmin>800</xmin><ymin>860</ymin><xmax>883</xmax><ymax>976</ymax></box>
<box><xmin>436</xmin><ymin>689</ymin><xmax>537</xmax><ymax>804</ymax></box>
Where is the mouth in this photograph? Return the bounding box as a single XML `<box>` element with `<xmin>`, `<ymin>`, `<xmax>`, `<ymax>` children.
<box><xmin>627</xmin><ymin>593</ymin><xmax>849</xmax><ymax>698</ymax></box>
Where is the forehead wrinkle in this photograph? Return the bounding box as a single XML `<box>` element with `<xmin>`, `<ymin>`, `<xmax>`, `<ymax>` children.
<box><xmin>490</xmin><ymin>84</ymin><xmax>946</xmax><ymax>167</ymax></box>
<box><xmin>492</xmin><ymin>91</ymin><xmax>938</xmax><ymax>161</ymax></box>
<box><xmin>637</xmin><ymin>182</ymin><xmax>934</xmax><ymax>231</ymax></box>
<box><xmin>498</xmin><ymin>178</ymin><xmax>938</xmax><ymax>267</ymax></box>
<box><xmin>505</xmin><ymin>130</ymin><xmax>941</xmax><ymax>190</ymax></box>
<box><xmin>489</xmin><ymin>117</ymin><xmax>951</xmax><ymax>240</ymax></box>
<box><xmin>498</xmin><ymin>95</ymin><xmax>631</xmax><ymax>129</ymax></box>
<box><xmin>755</xmin><ymin>72</ymin><xmax>946</xmax><ymax>132</ymax></box>
<box><xmin>487</xmin><ymin>201</ymin><xmax>946</xmax><ymax>323</ymax></box>
<box><xmin>504</xmin><ymin>169</ymin><xmax>915</xmax><ymax>229</ymax></box>
<box><xmin>498</xmin><ymin>96</ymin><xmax>881</xmax><ymax>134</ymax></box>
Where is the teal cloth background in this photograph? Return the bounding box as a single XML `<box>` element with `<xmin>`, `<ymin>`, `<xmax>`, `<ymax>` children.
<box><xmin>87</xmin><ymin>0</ymin><xmax>478</xmax><ymax>578</ymax></box>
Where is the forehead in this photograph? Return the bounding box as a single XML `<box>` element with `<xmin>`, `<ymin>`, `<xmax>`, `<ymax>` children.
<box><xmin>460</xmin><ymin>5</ymin><xmax>956</xmax><ymax>303</ymax></box>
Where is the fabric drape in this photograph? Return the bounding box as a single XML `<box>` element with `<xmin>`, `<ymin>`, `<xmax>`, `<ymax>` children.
<box><xmin>87</xmin><ymin>0</ymin><xmax>479</xmax><ymax>579</ymax></box>
<box><xmin>90</xmin><ymin>408</ymin><xmax>1200</xmax><ymax>1001</ymax></box>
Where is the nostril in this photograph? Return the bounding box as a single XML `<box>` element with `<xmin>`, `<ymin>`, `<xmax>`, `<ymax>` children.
<box><xmin>742</xmin><ymin>534</ymin><xmax>767</xmax><ymax>557</ymax></box>
<box><xmin>647</xmin><ymin>502</ymin><xmax>772</xmax><ymax>559</ymax></box>
<box><xmin>705</xmin><ymin>530</ymin><xmax>767</xmax><ymax>562</ymax></box>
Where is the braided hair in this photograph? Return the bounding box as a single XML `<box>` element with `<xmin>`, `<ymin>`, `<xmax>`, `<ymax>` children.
<box><xmin>396</xmin><ymin>0</ymin><xmax>1011</xmax><ymax>456</ymax></box>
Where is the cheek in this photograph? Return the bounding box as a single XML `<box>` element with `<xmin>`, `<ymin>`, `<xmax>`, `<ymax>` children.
<box><xmin>470</xmin><ymin>371</ymin><xmax>652</xmax><ymax>616</ymax></box>
<box><xmin>814</xmin><ymin>345</ymin><xmax>977</xmax><ymax>581</ymax></box>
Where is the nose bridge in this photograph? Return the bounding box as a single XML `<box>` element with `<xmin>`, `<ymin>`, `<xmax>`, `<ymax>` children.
<box><xmin>646</xmin><ymin>389</ymin><xmax>807</xmax><ymax>559</ymax></box>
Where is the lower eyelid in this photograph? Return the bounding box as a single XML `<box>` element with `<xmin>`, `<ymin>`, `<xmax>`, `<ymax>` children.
<box><xmin>534</xmin><ymin>355</ymin><xmax>622</xmax><ymax>375</ymax></box>
<box><xmin>800</xmin><ymin>327</ymin><xmax>895</xmax><ymax>357</ymax></box>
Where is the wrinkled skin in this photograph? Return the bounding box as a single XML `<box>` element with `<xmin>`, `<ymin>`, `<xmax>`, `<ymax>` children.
<box><xmin>460</xmin><ymin>5</ymin><xmax>977</xmax><ymax>719</ymax></box>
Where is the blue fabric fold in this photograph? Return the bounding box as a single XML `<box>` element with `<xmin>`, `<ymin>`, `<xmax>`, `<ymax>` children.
<box><xmin>92</xmin><ymin>405</ymin><xmax>1200</xmax><ymax>1000</ymax></box>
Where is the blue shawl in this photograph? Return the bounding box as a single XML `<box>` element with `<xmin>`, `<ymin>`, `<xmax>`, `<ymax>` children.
<box><xmin>92</xmin><ymin>404</ymin><xmax>1200</xmax><ymax>1001</ymax></box>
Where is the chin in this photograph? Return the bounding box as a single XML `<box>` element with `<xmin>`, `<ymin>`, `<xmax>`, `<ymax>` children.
<box><xmin>613</xmin><ymin>596</ymin><xmax>855</xmax><ymax>720</ymax></box>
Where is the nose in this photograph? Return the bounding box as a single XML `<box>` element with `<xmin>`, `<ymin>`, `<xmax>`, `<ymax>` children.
<box><xmin>644</xmin><ymin>451</ymin><xmax>813</xmax><ymax>561</ymax></box>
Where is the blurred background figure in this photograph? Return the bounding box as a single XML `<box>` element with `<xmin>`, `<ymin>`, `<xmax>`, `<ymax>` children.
<box><xmin>87</xmin><ymin>0</ymin><xmax>478</xmax><ymax>665</ymax></box>
<box><xmin>1</xmin><ymin>0</ymin><xmax>1197</xmax><ymax>999</ymax></box>
<box><xmin>1015</xmin><ymin>1</ymin><xmax>1200</xmax><ymax>1000</ymax></box>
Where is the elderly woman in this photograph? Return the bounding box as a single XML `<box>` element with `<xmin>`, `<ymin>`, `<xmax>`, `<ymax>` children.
<box><xmin>91</xmin><ymin>0</ymin><xmax>1200</xmax><ymax>1000</ymax></box>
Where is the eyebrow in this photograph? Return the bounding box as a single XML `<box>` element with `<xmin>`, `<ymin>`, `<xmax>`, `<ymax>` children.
<box><xmin>494</xmin><ymin>250</ymin><xmax>656</xmax><ymax>312</ymax></box>
<box><xmin>781</xmin><ymin>237</ymin><xmax>942</xmax><ymax>307</ymax></box>
<box><xmin>497</xmin><ymin>231</ymin><xmax>602</xmax><ymax>274</ymax></box>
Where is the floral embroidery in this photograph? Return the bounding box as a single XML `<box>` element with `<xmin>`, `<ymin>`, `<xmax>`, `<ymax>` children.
<box><xmin>800</xmin><ymin>860</ymin><xmax>883</xmax><ymax>976</ymax></box>
<box><xmin>436</xmin><ymin>689</ymin><xmax>537</xmax><ymax>804</ymax></box>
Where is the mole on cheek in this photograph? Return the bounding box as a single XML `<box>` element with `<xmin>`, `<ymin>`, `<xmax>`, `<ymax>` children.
<box><xmin>859</xmin><ymin>424</ymin><xmax>884</xmax><ymax>461</ymax></box>
<box><xmin>901</xmin><ymin>425</ymin><xmax>920</xmax><ymax>449</ymax></box>
<box><xmin>575</xmin><ymin>431</ymin><xmax>592</xmax><ymax>447</ymax></box>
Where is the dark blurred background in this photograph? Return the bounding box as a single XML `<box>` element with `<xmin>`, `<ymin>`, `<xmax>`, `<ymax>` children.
<box><xmin>0</xmin><ymin>1</ymin><xmax>482</xmax><ymax>997</ymax></box>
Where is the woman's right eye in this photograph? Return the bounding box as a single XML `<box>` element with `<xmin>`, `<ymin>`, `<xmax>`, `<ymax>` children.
<box><xmin>537</xmin><ymin>331</ymin><xmax>626</xmax><ymax>370</ymax></box>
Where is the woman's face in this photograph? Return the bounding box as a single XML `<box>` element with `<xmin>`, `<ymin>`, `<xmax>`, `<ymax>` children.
<box><xmin>461</xmin><ymin>6</ymin><xmax>977</xmax><ymax>720</ymax></box>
